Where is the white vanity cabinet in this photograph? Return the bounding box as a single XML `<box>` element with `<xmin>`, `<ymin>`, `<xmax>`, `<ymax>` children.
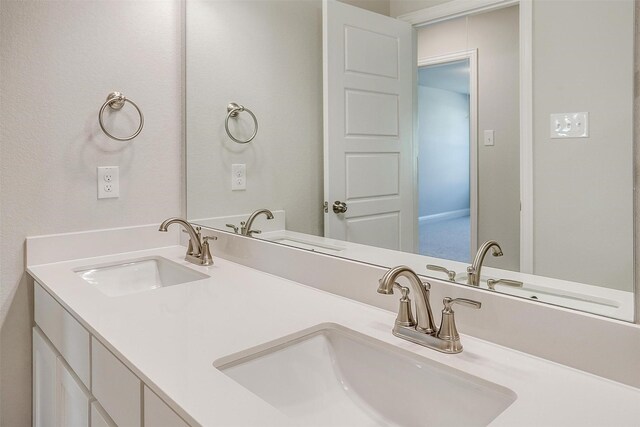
<box><xmin>33</xmin><ymin>326</ymin><xmax>59</xmax><ymax>427</ymax></box>
<box><xmin>90</xmin><ymin>402</ymin><xmax>116</xmax><ymax>427</ymax></box>
<box><xmin>33</xmin><ymin>327</ymin><xmax>91</xmax><ymax>427</ymax></box>
<box><xmin>33</xmin><ymin>282</ymin><xmax>189</xmax><ymax>427</ymax></box>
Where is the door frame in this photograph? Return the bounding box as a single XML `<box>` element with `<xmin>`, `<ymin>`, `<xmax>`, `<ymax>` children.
<box><xmin>399</xmin><ymin>0</ymin><xmax>533</xmax><ymax>272</ymax></box>
<box><xmin>417</xmin><ymin>50</ymin><xmax>478</xmax><ymax>258</ymax></box>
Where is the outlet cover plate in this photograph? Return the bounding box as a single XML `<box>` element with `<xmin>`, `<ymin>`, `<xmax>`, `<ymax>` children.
<box><xmin>97</xmin><ymin>166</ymin><xmax>119</xmax><ymax>199</ymax></box>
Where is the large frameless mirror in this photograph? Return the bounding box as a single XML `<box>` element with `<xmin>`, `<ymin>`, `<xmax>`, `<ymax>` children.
<box><xmin>185</xmin><ymin>0</ymin><xmax>636</xmax><ymax>322</ymax></box>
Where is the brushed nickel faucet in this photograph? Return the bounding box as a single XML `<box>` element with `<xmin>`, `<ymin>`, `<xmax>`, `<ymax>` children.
<box><xmin>159</xmin><ymin>217</ymin><xmax>214</xmax><ymax>266</ymax></box>
<box><xmin>467</xmin><ymin>240</ymin><xmax>503</xmax><ymax>287</ymax></box>
<box><xmin>378</xmin><ymin>265</ymin><xmax>481</xmax><ymax>353</ymax></box>
<box><xmin>226</xmin><ymin>208</ymin><xmax>274</xmax><ymax>236</ymax></box>
<box><xmin>378</xmin><ymin>266</ymin><xmax>436</xmax><ymax>334</ymax></box>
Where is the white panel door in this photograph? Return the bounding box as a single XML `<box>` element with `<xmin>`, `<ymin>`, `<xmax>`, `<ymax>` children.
<box><xmin>323</xmin><ymin>0</ymin><xmax>415</xmax><ymax>252</ymax></box>
<box><xmin>33</xmin><ymin>328</ymin><xmax>57</xmax><ymax>427</ymax></box>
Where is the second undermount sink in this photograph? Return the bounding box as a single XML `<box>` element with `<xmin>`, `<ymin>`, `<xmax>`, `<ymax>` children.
<box><xmin>74</xmin><ymin>256</ymin><xmax>209</xmax><ymax>297</ymax></box>
<box><xmin>214</xmin><ymin>324</ymin><xmax>516</xmax><ymax>427</ymax></box>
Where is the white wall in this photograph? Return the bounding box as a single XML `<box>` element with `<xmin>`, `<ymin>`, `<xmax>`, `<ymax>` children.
<box><xmin>390</xmin><ymin>0</ymin><xmax>452</xmax><ymax>17</ymax></box>
<box><xmin>186</xmin><ymin>0</ymin><xmax>324</xmax><ymax>236</ymax></box>
<box><xmin>0</xmin><ymin>1</ymin><xmax>182</xmax><ymax>424</ymax></box>
<box><xmin>417</xmin><ymin>5</ymin><xmax>520</xmax><ymax>270</ymax></box>
<box><xmin>342</xmin><ymin>0</ymin><xmax>390</xmax><ymax>16</ymax></box>
<box><xmin>532</xmin><ymin>0</ymin><xmax>634</xmax><ymax>291</ymax></box>
<box><xmin>186</xmin><ymin>0</ymin><xmax>389</xmax><ymax>237</ymax></box>
<box><xmin>418</xmin><ymin>86</ymin><xmax>470</xmax><ymax>217</ymax></box>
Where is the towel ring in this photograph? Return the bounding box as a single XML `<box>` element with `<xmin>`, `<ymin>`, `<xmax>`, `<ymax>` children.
<box><xmin>98</xmin><ymin>92</ymin><xmax>144</xmax><ymax>142</ymax></box>
<box><xmin>225</xmin><ymin>103</ymin><xmax>258</xmax><ymax>144</ymax></box>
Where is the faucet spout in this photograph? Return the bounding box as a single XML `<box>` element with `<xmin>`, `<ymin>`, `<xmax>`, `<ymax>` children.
<box><xmin>159</xmin><ymin>217</ymin><xmax>202</xmax><ymax>256</ymax></box>
<box><xmin>467</xmin><ymin>240</ymin><xmax>503</xmax><ymax>286</ymax></box>
<box><xmin>242</xmin><ymin>209</ymin><xmax>274</xmax><ymax>236</ymax></box>
<box><xmin>378</xmin><ymin>266</ymin><xmax>436</xmax><ymax>334</ymax></box>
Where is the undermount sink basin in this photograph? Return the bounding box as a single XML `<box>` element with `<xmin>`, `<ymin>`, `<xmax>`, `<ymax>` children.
<box><xmin>214</xmin><ymin>324</ymin><xmax>516</xmax><ymax>427</ymax></box>
<box><xmin>74</xmin><ymin>256</ymin><xmax>209</xmax><ymax>297</ymax></box>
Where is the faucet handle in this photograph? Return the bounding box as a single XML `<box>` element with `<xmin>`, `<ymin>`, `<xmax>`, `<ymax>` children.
<box><xmin>442</xmin><ymin>297</ymin><xmax>481</xmax><ymax>312</ymax></box>
<box><xmin>247</xmin><ymin>229</ymin><xmax>262</xmax><ymax>236</ymax></box>
<box><xmin>225</xmin><ymin>224</ymin><xmax>239</xmax><ymax>234</ymax></box>
<box><xmin>486</xmin><ymin>278</ymin><xmax>523</xmax><ymax>291</ymax></box>
<box><xmin>394</xmin><ymin>286</ymin><xmax>416</xmax><ymax>327</ymax></box>
<box><xmin>436</xmin><ymin>297</ymin><xmax>481</xmax><ymax>343</ymax></box>
<box><xmin>186</xmin><ymin>226</ymin><xmax>202</xmax><ymax>256</ymax></box>
<box><xmin>426</xmin><ymin>264</ymin><xmax>456</xmax><ymax>281</ymax></box>
<box><xmin>199</xmin><ymin>236</ymin><xmax>217</xmax><ymax>266</ymax></box>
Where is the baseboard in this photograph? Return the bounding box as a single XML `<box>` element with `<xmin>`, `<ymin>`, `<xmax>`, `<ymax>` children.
<box><xmin>419</xmin><ymin>208</ymin><xmax>470</xmax><ymax>225</ymax></box>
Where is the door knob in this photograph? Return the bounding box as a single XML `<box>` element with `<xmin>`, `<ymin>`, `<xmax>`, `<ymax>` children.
<box><xmin>332</xmin><ymin>201</ymin><xmax>347</xmax><ymax>214</ymax></box>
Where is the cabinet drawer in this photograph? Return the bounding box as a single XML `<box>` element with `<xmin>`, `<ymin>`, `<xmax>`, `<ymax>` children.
<box><xmin>92</xmin><ymin>338</ymin><xmax>141</xmax><ymax>427</ymax></box>
<box><xmin>34</xmin><ymin>283</ymin><xmax>90</xmax><ymax>388</ymax></box>
<box><xmin>144</xmin><ymin>386</ymin><xmax>189</xmax><ymax>427</ymax></box>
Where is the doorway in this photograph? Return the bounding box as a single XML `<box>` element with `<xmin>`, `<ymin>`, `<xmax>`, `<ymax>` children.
<box><xmin>417</xmin><ymin>52</ymin><xmax>477</xmax><ymax>263</ymax></box>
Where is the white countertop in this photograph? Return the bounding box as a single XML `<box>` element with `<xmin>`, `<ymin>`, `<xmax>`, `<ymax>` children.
<box><xmin>28</xmin><ymin>245</ymin><xmax>640</xmax><ymax>426</ymax></box>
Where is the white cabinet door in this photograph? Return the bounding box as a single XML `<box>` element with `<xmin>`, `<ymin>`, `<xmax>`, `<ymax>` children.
<box><xmin>33</xmin><ymin>327</ymin><xmax>92</xmax><ymax>427</ymax></box>
<box><xmin>143</xmin><ymin>387</ymin><xmax>189</xmax><ymax>427</ymax></box>
<box><xmin>56</xmin><ymin>358</ymin><xmax>91</xmax><ymax>427</ymax></box>
<box><xmin>91</xmin><ymin>402</ymin><xmax>116</xmax><ymax>427</ymax></box>
<box><xmin>33</xmin><ymin>327</ymin><xmax>57</xmax><ymax>427</ymax></box>
<box><xmin>92</xmin><ymin>337</ymin><xmax>141</xmax><ymax>427</ymax></box>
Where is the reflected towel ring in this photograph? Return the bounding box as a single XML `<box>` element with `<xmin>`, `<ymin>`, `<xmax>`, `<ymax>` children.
<box><xmin>98</xmin><ymin>92</ymin><xmax>144</xmax><ymax>141</ymax></box>
<box><xmin>225</xmin><ymin>102</ymin><xmax>258</xmax><ymax>144</ymax></box>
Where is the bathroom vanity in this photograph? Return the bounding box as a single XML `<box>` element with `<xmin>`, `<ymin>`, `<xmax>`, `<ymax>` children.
<box><xmin>27</xmin><ymin>225</ymin><xmax>640</xmax><ymax>426</ymax></box>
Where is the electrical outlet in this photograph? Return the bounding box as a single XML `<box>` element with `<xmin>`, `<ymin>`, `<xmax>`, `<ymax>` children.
<box><xmin>97</xmin><ymin>166</ymin><xmax>119</xmax><ymax>199</ymax></box>
<box><xmin>231</xmin><ymin>164</ymin><xmax>246</xmax><ymax>191</ymax></box>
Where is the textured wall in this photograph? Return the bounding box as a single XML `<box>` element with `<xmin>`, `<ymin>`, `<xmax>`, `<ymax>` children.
<box><xmin>635</xmin><ymin>0</ymin><xmax>640</xmax><ymax>323</ymax></box>
<box><xmin>390</xmin><ymin>0</ymin><xmax>453</xmax><ymax>17</ymax></box>
<box><xmin>185</xmin><ymin>0</ymin><xmax>389</xmax><ymax>237</ymax></box>
<box><xmin>418</xmin><ymin>86</ymin><xmax>470</xmax><ymax>217</ymax></box>
<box><xmin>186</xmin><ymin>0</ymin><xmax>325</xmax><ymax>236</ymax></box>
<box><xmin>0</xmin><ymin>1</ymin><xmax>183</xmax><ymax>424</ymax></box>
<box><xmin>532</xmin><ymin>0</ymin><xmax>634</xmax><ymax>291</ymax></box>
<box><xmin>417</xmin><ymin>6</ymin><xmax>521</xmax><ymax>271</ymax></box>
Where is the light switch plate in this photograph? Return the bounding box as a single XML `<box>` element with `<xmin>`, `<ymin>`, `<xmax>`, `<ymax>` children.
<box><xmin>550</xmin><ymin>112</ymin><xmax>589</xmax><ymax>138</ymax></box>
<box><xmin>484</xmin><ymin>130</ymin><xmax>495</xmax><ymax>146</ymax></box>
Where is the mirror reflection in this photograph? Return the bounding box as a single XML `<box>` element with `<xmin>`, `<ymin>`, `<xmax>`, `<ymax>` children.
<box><xmin>186</xmin><ymin>0</ymin><xmax>635</xmax><ymax>321</ymax></box>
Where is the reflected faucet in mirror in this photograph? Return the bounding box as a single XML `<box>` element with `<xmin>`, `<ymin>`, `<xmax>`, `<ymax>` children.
<box><xmin>426</xmin><ymin>264</ymin><xmax>456</xmax><ymax>282</ymax></box>
<box><xmin>467</xmin><ymin>240</ymin><xmax>503</xmax><ymax>287</ymax></box>
<box><xmin>487</xmin><ymin>278</ymin><xmax>523</xmax><ymax>291</ymax></box>
<box><xmin>226</xmin><ymin>208</ymin><xmax>274</xmax><ymax>236</ymax></box>
<box><xmin>377</xmin><ymin>265</ymin><xmax>481</xmax><ymax>353</ymax></box>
